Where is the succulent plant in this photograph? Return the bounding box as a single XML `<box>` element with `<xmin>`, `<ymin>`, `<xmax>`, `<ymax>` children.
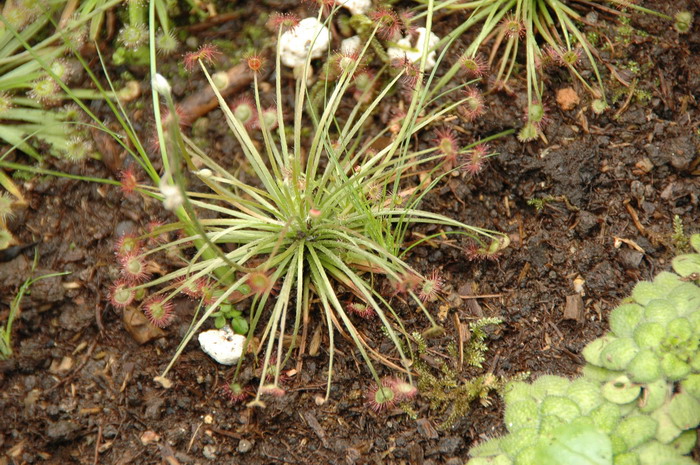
<box><xmin>467</xmin><ymin>234</ymin><xmax>700</xmax><ymax>465</ymax></box>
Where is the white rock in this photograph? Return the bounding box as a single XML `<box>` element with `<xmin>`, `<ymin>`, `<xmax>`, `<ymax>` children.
<box><xmin>198</xmin><ymin>326</ymin><xmax>246</xmax><ymax>365</ymax></box>
<box><xmin>341</xmin><ymin>35</ymin><xmax>362</xmax><ymax>55</ymax></box>
<box><xmin>194</xmin><ymin>168</ymin><xmax>213</xmax><ymax>178</ymax></box>
<box><xmin>279</xmin><ymin>17</ymin><xmax>331</xmax><ymax>68</ymax></box>
<box><xmin>387</xmin><ymin>27</ymin><xmax>440</xmax><ymax>71</ymax></box>
<box><xmin>338</xmin><ymin>0</ymin><xmax>372</xmax><ymax>15</ymax></box>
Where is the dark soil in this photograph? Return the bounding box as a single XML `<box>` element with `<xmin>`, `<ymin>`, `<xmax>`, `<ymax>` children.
<box><xmin>1</xmin><ymin>1</ymin><xmax>699</xmax><ymax>464</ymax></box>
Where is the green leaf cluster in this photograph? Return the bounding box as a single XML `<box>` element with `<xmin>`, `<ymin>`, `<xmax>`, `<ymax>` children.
<box><xmin>467</xmin><ymin>234</ymin><xmax>700</xmax><ymax>465</ymax></box>
<box><xmin>416</xmin><ymin>318</ymin><xmax>521</xmax><ymax>429</ymax></box>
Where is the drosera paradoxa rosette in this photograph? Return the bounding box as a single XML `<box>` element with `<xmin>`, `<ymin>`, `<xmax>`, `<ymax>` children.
<box><xmin>114</xmin><ymin>0</ymin><xmax>512</xmax><ymax>411</ymax></box>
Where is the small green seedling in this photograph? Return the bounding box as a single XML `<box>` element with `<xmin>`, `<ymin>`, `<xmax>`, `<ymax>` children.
<box><xmin>211</xmin><ymin>303</ymin><xmax>249</xmax><ymax>335</ymax></box>
<box><xmin>1</xmin><ymin>251</ymin><xmax>70</xmax><ymax>359</ymax></box>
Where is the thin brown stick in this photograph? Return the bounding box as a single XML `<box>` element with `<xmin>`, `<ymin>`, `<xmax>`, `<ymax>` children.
<box><xmin>459</xmin><ymin>293</ymin><xmax>503</xmax><ymax>299</ymax></box>
<box><xmin>178</xmin><ymin>63</ymin><xmax>259</xmax><ymax>124</ymax></box>
<box><xmin>613</xmin><ymin>79</ymin><xmax>637</xmax><ymax>119</ymax></box>
<box><xmin>92</xmin><ymin>424</ymin><xmax>102</xmax><ymax>465</ymax></box>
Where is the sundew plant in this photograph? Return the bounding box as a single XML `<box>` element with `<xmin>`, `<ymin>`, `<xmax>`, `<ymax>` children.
<box><xmin>8</xmin><ymin>1</ymin><xmax>512</xmax><ymax>408</ymax></box>
<box><xmin>420</xmin><ymin>0</ymin><xmax>675</xmax><ymax>141</ymax></box>
<box><xmin>0</xmin><ymin>0</ymin><xmax>122</xmax><ymax>162</ymax></box>
<box><xmin>139</xmin><ymin>3</ymin><xmax>511</xmax><ymax>407</ymax></box>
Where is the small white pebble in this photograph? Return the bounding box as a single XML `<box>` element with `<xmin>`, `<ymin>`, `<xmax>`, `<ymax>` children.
<box><xmin>198</xmin><ymin>326</ymin><xmax>246</xmax><ymax>365</ymax></box>
<box><xmin>279</xmin><ymin>17</ymin><xmax>331</xmax><ymax>68</ymax></box>
<box><xmin>341</xmin><ymin>35</ymin><xmax>362</xmax><ymax>55</ymax></box>
<box><xmin>387</xmin><ymin>27</ymin><xmax>440</xmax><ymax>71</ymax></box>
<box><xmin>203</xmin><ymin>444</ymin><xmax>217</xmax><ymax>459</ymax></box>
<box><xmin>338</xmin><ymin>0</ymin><xmax>372</xmax><ymax>15</ymax></box>
<box><xmin>194</xmin><ymin>168</ymin><xmax>213</xmax><ymax>178</ymax></box>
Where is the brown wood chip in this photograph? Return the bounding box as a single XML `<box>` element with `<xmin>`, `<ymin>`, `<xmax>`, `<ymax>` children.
<box><xmin>416</xmin><ymin>418</ymin><xmax>438</xmax><ymax>439</ymax></box>
<box><xmin>122</xmin><ymin>306</ymin><xmax>165</xmax><ymax>344</ymax></box>
<box><xmin>303</xmin><ymin>411</ymin><xmax>329</xmax><ymax>449</ymax></box>
<box><xmin>563</xmin><ymin>294</ymin><xmax>585</xmax><ymax>323</ymax></box>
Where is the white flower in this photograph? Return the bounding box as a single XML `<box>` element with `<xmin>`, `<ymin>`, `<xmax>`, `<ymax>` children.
<box><xmin>152</xmin><ymin>73</ymin><xmax>171</xmax><ymax>96</ymax></box>
<box><xmin>387</xmin><ymin>27</ymin><xmax>441</xmax><ymax>71</ymax></box>
<box><xmin>279</xmin><ymin>17</ymin><xmax>331</xmax><ymax>68</ymax></box>
<box><xmin>339</xmin><ymin>0</ymin><xmax>372</xmax><ymax>15</ymax></box>
<box><xmin>159</xmin><ymin>177</ymin><xmax>183</xmax><ymax>211</ymax></box>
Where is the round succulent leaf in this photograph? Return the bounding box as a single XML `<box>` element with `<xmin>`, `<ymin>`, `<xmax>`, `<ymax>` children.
<box><xmin>470</xmin><ymin>437</ymin><xmax>504</xmax><ymax>458</ymax></box>
<box><xmin>600</xmin><ymin>338</ymin><xmax>639</xmax><ymax>371</ymax></box>
<box><xmin>505</xmin><ymin>399</ymin><xmax>540</xmax><ymax>432</ymax></box>
<box><xmin>691</xmin><ymin>234</ymin><xmax>700</xmax><ymax>253</ymax></box>
<box><xmin>680</xmin><ymin>374</ymin><xmax>700</xmax><ymax>400</ymax></box>
<box><xmin>632</xmin><ymin>282</ymin><xmax>666</xmax><ymax>306</ymax></box>
<box><xmin>668</xmin><ymin>392</ymin><xmax>700</xmax><ymax>430</ymax></box>
<box><xmin>690</xmin><ymin>351</ymin><xmax>700</xmax><ymax>372</ymax></box>
<box><xmin>664</xmin><ymin>318</ymin><xmax>692</xmax><ymax>347</ymax></box>
<box><xmin>500</xmin><ymin>428</ymin><xmax>539</xmax><ymax>457</ymax></box>
<box><xmin>651</xmin><ymin>407</ymin><xmax>684</xmax><ymax>444</ymax></box>
<box><xmin>504</xmin><ymin>382</ymin><xmax>536</xmax><ymax>405</ymax></box>
<box><xmin>540</xmin><ymin>396</ymin><xmax>582</xmax><ymax>423</ymax></box>
<box><xmin>602</xmin><ymin>376</ymin><xmax>641</xmax><ymax>405</ymax></box>
<box><xmin>539</xmin><ymin>414</ymin><xmax>566</xmax><ymax>434</ymax></box>
<box><xmin>590</xmin><ymin>403</ymin><xmax>622</xmax><ymax>434</ymax></box>
<box><xmin>614</xmin><ymin>415</ymin><xmax>658</xmax><ymax>450</ymax></box>
<box><xmin>686</xmin><ymin>310</ymin><xmax>700</xmax><ymax>336</ymax></box>
<box><xmin>514</xmin><ymin>445</ymin><xmax>537</xmax><ymax>465</ymax></box>
<box><xmin>635</xmin><ymin>441</ymin><xmax>697</xmax><ymax>465</ymax></box>
<box><xmin>618</xmin><ymin>400</ymin><xmax>638</xmax><ymax>417</ymax></box>
<box><xmin>612</xmin><ymin>452</ymin><xmax>639</xmax><ymax>465</ymax></box>
<box><xmin>533</xmin><ymin>423</ymin><xmax>613</xmax><ymax>465</ymax></box>
<box><xmin>530</xmin><ymin>375</ymin><xmax>570</xmax><ymax>399</ymax></box>
<box><xmin>672</xmin><ymin>254</ymin><xmax>700</xmax><ymax>278</ymax></box>
<box><xmin>643</xmin><ymin>299</ymin><xmax>677</xmax><ymax>327</ymax></box>
<box><xmin>633</xmin><ymin>322</ymin><xmax>665</xmax><ymax>350</ymax></box>
<box><xmin>567</xmin><ymin>378</ymin><xmax>604</xmax><ymax>414</ymax></box>
<box><xmin>661</xmin><ymin>353</ymin><xmax>691</xmax><ymax>382</ymax></box>
<box><xmin>582</xmin><ymin>364</ymin><xmax>619</xmax><ymax>383</ymax></box>
<box><xmin>652</xmin><ymin>272</ymin><xmax>683</xmax><ymax>293</ymax></box>
<box><xmin>638</xmin><ymin>379</ymin><xmax>671</xmax><ymax>414</ymax></box>
<box><xmin>666</xmin><ymin>284</ymin><xmax>700</xmax><ymax>317</ymax></box>
<box><xmin>609</xmin><ymin>304</ymin><xmax>644</xmax><ymax>338</ymax></box>
<box><xmin>609</xmin><ymin>433</ymin><xmax>627</xmax><ymax>455</ymax></box>
<box><xmin>670</xmin><ymin>429</ymin><xmax>697</xmax><ymax>455</ymax></box>
<box><xmin>583</xmin><ymin>336</ymin><xmax>616</xmax><ymax>367</ymax></box>
<box><xmin>230</xmin><ymin>317</ymin><xmax>249</xmax><ymax>335</ymax></box>
<box><xmin>570</xmin><ymin>416</ymin><xmax>596</xmax><ymax>430</ymax></box>
<box><xmin>494</xmin><ymin>456</ymin><xmax>515</xmax><ymax>465</ymax></box>
<box><xmin>468</xmin><ymin>456</ymin><xmax>513</xmax><ymax>465</ymax></box>
<box><xmin>626</xmin><ymin>350</ymin><xmax>662</xmax><ymax>384</ymax></box>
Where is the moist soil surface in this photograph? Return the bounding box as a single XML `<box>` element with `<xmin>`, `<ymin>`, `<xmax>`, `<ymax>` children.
<box><xmin>1</xmin><ymin>1</ymin><xmax>699</xmax><ymax>464</ymax></box>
